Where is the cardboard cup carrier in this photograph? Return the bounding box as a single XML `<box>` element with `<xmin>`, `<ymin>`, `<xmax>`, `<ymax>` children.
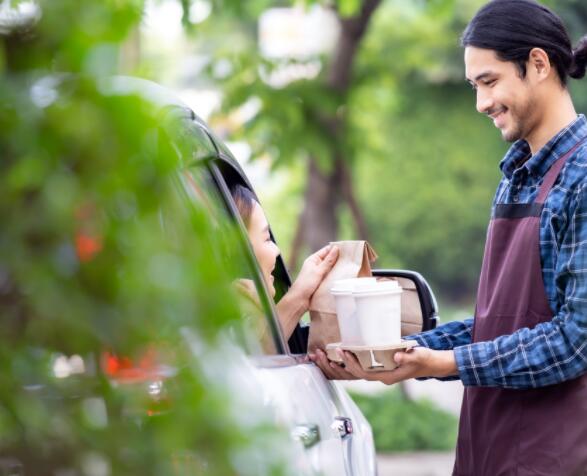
<box><xmin>308</xmin><ymin>241</ymin><xmax>416</xmax><ymax>371</ymax></box>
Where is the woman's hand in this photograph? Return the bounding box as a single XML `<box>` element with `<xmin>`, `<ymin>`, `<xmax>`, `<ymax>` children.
<box><xmin>290</xmin><ymin>244</ymin><xmax>339</xmax><ymax>303</ymax></box>
<box><xmin>308</xmin><ymin>349</ymin><xmax>358</xmax><ymax>380</ymax></box>
<box><xmin>276</xmin><ymin>245</ymin><xmax>338</xmax><ymax>340</ymax></box>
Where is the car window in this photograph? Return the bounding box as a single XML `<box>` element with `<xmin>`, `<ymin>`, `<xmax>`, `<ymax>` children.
<box><xmin>210</xmin><ymin>155</ymin><xmax>312</xmax><ymax>355</ymax></box>
<box><xmin>180</xmin><ymin>161</ymin><xmax>282</xmax><ymax>356</ymax></box>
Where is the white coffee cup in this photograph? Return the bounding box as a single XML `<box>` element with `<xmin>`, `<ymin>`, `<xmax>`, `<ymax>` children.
<box><xmin>353</xmin><ymin>280</ymin><xmax>403</xmax><ymax>346</ymax></box>
<box><xmin>331</xmin><ymin>277</ymin><xmax>377</xmax><ymax>345</ymax></box>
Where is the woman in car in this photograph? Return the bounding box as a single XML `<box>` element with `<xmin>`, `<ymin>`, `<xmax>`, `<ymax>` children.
<box><xmin>231</xmin><ymin>184</ymin><xmax>338</xmax><ymax>340</ymax></box>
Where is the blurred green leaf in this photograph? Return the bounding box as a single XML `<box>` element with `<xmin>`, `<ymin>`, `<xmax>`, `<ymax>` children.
<box><xmin>0</xmin><ymin>1</ymin><xmax>294</xmax><ymax>474</ymax></box>
<box><xmin>351</xmin><ymin>389</ymin><xmax>458</xmax><ymax>452</ymax></box>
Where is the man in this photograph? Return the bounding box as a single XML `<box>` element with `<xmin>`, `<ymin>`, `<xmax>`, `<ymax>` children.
<box><xmin>311</xmin><ymin>1</ymin><xmax>587</xmax><ymax>474</ymax></box>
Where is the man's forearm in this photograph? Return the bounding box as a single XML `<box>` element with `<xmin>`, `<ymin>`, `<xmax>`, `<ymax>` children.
<box><xmin>406</xmin><ymin>318</ymin><xmax>474</xmax><ymax>350</ymax></box>
<box><xmin>453</xmin><ymin>314</ymin><xmax>587</xmax><ymax>388</ymax></box>
<box><xmin>435</xmin><ymin>350</ymin><xmax>459</xmax><ymax>378</ymax></box>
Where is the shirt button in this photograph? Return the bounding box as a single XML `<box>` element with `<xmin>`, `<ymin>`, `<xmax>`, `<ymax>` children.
<box><xmin>513</xmin><ymin>195</ymin><xmax>519</xmax><ymax>202</ymax></box>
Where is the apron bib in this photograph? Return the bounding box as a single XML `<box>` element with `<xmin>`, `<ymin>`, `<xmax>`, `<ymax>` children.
<box><xmin>454</xmin><ymin>139</ymin><xmax>587</xmax><ymax>476</ymax></box>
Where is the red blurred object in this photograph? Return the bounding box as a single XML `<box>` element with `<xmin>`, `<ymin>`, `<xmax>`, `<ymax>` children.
<box><xmin>75</xmin><ymin>232</ymin><xmax>102</xmax><ymax>262</ymax></box>
<box><xmin>74</xmin><ymin>202</ymin><xmax>103</xmax><ymax>262</ymax></box>
<box><xmin>101</xmin><ymin>347</ymin><xmax>160</xmax><ymax>382</ymax></box>
<box><xmin>101</xmin><ymin>348</ymin><xmax>172</xmax><ymax>416</ymax></box>
<box><xmin>103</xmin><ymin>352</ymin><xmax>133</xmax><ymax>377</ymax></box>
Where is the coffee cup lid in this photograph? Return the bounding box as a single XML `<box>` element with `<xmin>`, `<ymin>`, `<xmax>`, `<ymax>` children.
<box><xmin>331</xmin><ymin>277</ymin><xmax>377</xmax><ymax>294</ymax></box>
<box><xmin>352</xmin><ymin>280</ymin><xmax>402</xmax><ymax>296</ymax></box>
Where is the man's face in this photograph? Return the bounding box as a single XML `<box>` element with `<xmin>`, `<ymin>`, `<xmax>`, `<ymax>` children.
<box><xmin>465</xmin><ymin>46</ymin><xmax>539</xmax><ymax>143</ymax></box>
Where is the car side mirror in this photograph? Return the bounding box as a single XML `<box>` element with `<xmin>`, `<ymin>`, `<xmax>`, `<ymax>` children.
<box><xmin>371</xmin><ymin>269</ymin><xmax>439</xmax><ymax>335</ymax></box>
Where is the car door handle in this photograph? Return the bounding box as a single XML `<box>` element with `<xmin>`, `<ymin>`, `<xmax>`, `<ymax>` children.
<box><xmin>331</xmin><ymin>416</ymin><xmax>353</xmax><ymax>440</ymax></box>
<box><xmin>292</xmin><ymin>423</ymin><xmax>321</xmax><ymax>449</ymax></box>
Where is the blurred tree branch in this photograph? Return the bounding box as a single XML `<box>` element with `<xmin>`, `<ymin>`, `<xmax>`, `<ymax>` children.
<box><xmin>289</xmin><ymin>1</ymin><xmax>379</xmax><ymax>268</ymax></box>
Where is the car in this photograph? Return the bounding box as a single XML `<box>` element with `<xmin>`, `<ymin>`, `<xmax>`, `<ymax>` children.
<box><xmin>1</xmin><ymin>75</ymin><xmax>439</xmax><ymax>475</ymax></box>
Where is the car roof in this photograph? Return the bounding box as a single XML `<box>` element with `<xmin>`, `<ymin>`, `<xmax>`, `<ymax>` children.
<box><xmin>95</xmin><ymin>76</ymin><xmax>258</xmax><ymax>205</ymax></box>
<box><xmin>101</xmin><ymin>77</ymin><xmax>242</xmax><ymax>167</ymax></box>
<box><xmin>102</xmin><ymin>76</ymin><xmax>211</xmax><ymax>132</ymax></box>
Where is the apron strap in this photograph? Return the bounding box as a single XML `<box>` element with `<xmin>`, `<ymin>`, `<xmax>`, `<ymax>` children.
<box><xmin>535</xmin><ymin>136</ymin><xmax>587</xmax><ymax>204</ymax></box>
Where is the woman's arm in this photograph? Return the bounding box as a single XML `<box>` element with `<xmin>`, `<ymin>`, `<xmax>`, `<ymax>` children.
<box><xmin>277</xmin><ymin>245</ymin><xmax>339</xmax><ymax>340</ymax></box>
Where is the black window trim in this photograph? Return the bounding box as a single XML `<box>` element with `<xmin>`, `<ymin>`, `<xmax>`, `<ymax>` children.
<box><xmin>208</xmin><ymin>151</ymin><xmax>309</xmax><ymax>355</ymax></box>
<box><xmin>206</xmin><ymin>159</ymin><xmax>287</xmax><ymax>355</ymax></box>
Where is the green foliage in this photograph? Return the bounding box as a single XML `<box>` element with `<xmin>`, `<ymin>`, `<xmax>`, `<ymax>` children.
<box><xmin>351</xmin><ymin>390</ymin><xmax>458</xmax><ymax>452</ymax></box>
<box><xmin>337</xmin><ymin>0</ymin><xmax>363</xmax><ymax>18</ymax></box>
<box><xmin>0</xmin><ymin>71</ymin><xmax>294</xmax><ymax>475</ymax></box>
<box><xmin>207</xmin><ymin>50</ymin><xmax>345</xmax><ymax>172</ymax></box>
<box><xmin>5</xmin><ymin>0</ymin><xmax>143</xmax><ymax>72</ymax></box>
<box><xmin>354</xmin><ymin>0</ymin><xmax>467</xmax><ymax>83</ymax></box>
<box><xmin>352</xmin><ymin>81</ymin><xmax>504</xmax><ymax>299</ymax></box>
<box><xmin>199</xmin><ymin>0</ymin><xmax>587</xmax><ymax>305</ymax></box>
<box><xmin>0</xmin><ymin>1</ymin><xmax>293</xmax><ymax>474</ymax></box>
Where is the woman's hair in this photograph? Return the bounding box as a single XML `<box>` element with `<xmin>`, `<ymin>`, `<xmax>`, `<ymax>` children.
<box><xmin>230</xmin><ymin>184</ymin><xmax>257</xmax><ymax>228</ymax></box>
<box><xmin>461</xmin><ymin>0</ymin><xmax>587</xmax><ymax>85</ymax></box>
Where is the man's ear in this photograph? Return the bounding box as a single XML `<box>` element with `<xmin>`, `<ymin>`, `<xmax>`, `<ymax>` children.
<box><xmin>527</xmin><ymin>47</ymin><xmax>552</xmax><ymax>82</ymax></box>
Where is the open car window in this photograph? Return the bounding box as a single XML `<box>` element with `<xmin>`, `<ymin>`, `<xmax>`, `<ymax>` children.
<box><xmin>180</xmin><ymin>161</ymin><xmax>282</xmax><ymax>356</ymax></box>
<box><xmin>211</xmin><ymin>155</ymin><xmax>311</xmax><ymax>355</ymax></box>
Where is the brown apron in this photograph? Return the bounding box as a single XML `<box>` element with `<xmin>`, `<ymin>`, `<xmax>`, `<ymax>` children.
<box><xmin>454</xmin><ymin>139</ymin><xmax>587</xmax><ymax>476</ymax></box>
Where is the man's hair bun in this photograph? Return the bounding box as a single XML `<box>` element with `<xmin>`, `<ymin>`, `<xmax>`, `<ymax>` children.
<box><xmin>570</xmin><ymin>35</ymin><xmax>587</xmax><ymax>80</ymax></box>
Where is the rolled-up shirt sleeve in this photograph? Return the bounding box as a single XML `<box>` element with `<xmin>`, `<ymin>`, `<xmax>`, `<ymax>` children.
<box><xmin>405</xmin><ymin>318</ymin><xmax>474</xmax><ymax>350</ymax></box>
<box><xmin>405</xmin><ymin>318</ymin><xmax>473</xmax><ymax>381</ymax></box>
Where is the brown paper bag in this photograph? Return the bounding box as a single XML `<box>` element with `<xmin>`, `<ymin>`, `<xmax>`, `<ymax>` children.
<box><xmin>307</xmin><ymin>240</ymin><xmax>378</xmax><ymax>352</ymax></box>
<box><xmin>376</xmin><ymin>277</ymin><xmax>422</xmax><ymax>337</ymax></box>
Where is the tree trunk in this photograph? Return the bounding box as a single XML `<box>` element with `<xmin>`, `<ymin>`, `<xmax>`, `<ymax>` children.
<box><xmin>120</xmin><ymin>27</ymin><xmax>141</xmax><ymax>74</ymax></box>
<box><xmin>289</xmin><ymin>157</ymin><xmax>341</xmax><ymax>268</ymax></box>
<box><xmin>289</xmin><ymin>0</ymin><xmax>380</xmax><ymax>267</ymax></box>
<box><xmin>337</xmin><ymin>154</ymin><xmax>370</xmax><ymax>241</ymax></box>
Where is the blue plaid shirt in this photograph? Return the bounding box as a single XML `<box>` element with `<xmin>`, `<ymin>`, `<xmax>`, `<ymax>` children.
<box><xmin>407</xmin><ymin>115</ymin><xmax>587</xmax><ymax>388</ymax></box>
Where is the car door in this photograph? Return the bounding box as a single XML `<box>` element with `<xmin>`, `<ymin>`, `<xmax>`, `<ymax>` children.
<box><xmin>204</xmin><ymin>152</ymin><xmax>377</xmax><ymax>476</ymax></box>
<box><xmin>178</xmin><ymin>154</ymin><xmax>341</xmax><ymax>475</ymax></box>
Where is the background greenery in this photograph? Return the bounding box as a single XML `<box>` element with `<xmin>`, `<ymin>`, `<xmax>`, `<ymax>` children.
<box><xmin>0</xmin><ymin>1</ymin><xmax>295</xmax><ymax>474</ymax></box>
<box><xmin>351</xmin><ymin>390</ymin><xmax>458</xmax><ymax>452</ymax></box>
<box><xmin>2</xmin><ymin>0</ymin><xmax>586</xmax><ymax>468</ymax></box>
<box><xmin>190</xmin><ymin>0</ymin><xmax>587</xmax><ymax>305</ymax></box>
<box><xmin>175</xmin><ymin>0</ymin><xmax>584</xmax><ymax>455</ymax></box>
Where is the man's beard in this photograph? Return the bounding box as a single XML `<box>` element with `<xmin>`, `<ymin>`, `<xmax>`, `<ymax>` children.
<box><xmin>501</xmin><ymin>96</ymin><xmax>535</xmax><ymax>143</ymax></box>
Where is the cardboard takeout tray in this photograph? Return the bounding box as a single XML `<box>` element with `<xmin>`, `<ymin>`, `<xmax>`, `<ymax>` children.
<box><xmin>325</xmin><ymin>340</ymin><xmax>417</xmax><ymax>372</ymax></box>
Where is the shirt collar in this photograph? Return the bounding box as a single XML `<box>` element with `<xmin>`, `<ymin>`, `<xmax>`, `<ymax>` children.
<box><xmin>499</xmin><ymin>114</ymin><xmax>587</xmax><ymax>180</ymax></box>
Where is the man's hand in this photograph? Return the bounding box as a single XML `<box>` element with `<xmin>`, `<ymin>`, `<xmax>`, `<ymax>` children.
<box><xmin>313</xmin><ymin>347</ymin><xmax>458</xmax><ymax>384</ymax></box>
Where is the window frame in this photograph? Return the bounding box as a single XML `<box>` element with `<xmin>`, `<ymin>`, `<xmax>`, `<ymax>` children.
<box><xmin>207</xmin><ymin>159</ymin><xmax>287</xmax><ymax>355</ymax></box>
<box><xmin>176</xmin><ymin>110</ymin><xmax>309</xmax><ymax>357</ymax></box>
<box><xmin>208</xmin><ymin>152</ymin><xmax>310</xmax><ymax>355</ymax></box>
